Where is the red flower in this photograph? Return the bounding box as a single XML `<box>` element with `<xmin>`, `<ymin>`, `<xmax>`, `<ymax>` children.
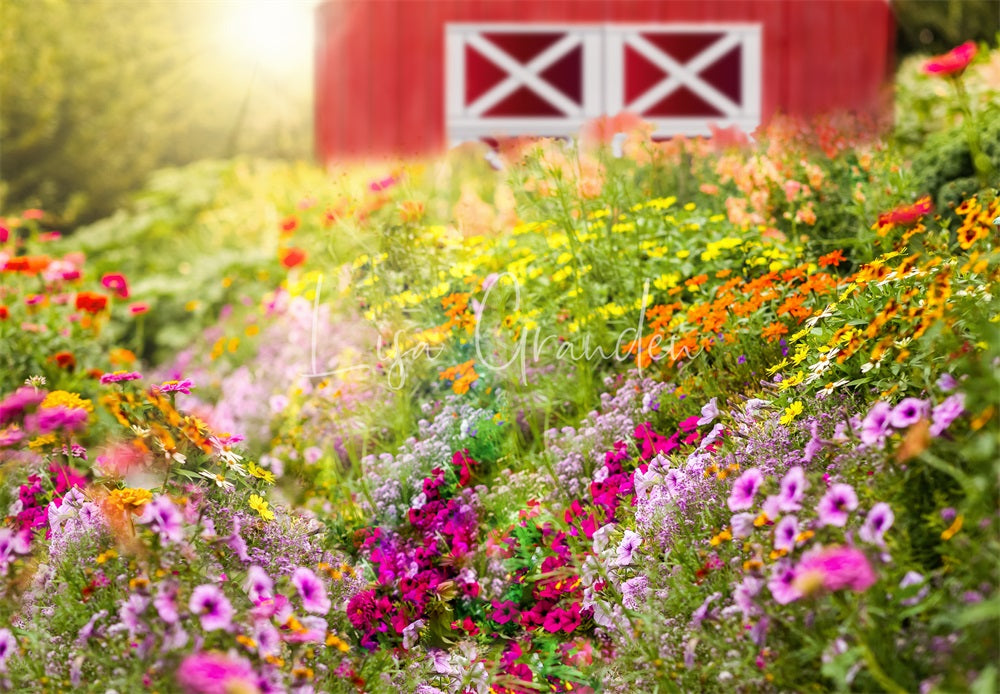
<box><xmin>0</xmin><ymin>306</ymin><xmax>8</xmax><ymax>321</ymax></box>
<box><xmin>50</xmin><ymin>351</ymin><xmax>76</xmax><ymax>371</ymax></box>
<box><xmin>101</xmin><ymin>273</ymin><xmax>129</xmax><ymax>299</ymax></box>
<box><xmin>876</xmin><ymin>196</ymin><xmax>933</xmax><ymax>233</ymax></box>
<box><xmin>924</xmin><ymin>41</ymin><xmax>977</xmax><ymax>77</ymax></box>
<box><xmin>280</xmin><ymin>215</ymin><xmax>299</xmax><ymax>234</ymax></box>
<box><xmin>75</xmin><ymin>292</ymin><xmax>109</xmax><ymax>314</ymax></box>
<box><xmin>280</xmin><ymin>247</ymin><xmax>307</xmax><ymax>269</ymax></box>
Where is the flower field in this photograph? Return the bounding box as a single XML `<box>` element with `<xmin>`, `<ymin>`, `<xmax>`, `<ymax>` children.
<box><xmin>0</xmin><ymin>45</ymin><xmax>998</xmax><ymax>694</ymax></box>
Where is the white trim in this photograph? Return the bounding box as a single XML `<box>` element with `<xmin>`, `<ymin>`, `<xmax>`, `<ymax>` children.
<box><xmin>445</xmin><ymin>22</ymin><xmax>763</xmax><ymax>143</ymax></box>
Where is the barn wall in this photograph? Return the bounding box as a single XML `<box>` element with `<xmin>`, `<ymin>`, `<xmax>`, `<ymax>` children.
<box><xmin>315</xmin><ymin>0</ymin><xmax>893</xmax><ymax>162</ymax></box>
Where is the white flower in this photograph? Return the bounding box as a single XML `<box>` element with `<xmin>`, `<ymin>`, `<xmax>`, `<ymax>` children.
<box><xmin>198</xmin><ymin>470</ymin><xmax>235</xmax><ymax>492</ymax></box>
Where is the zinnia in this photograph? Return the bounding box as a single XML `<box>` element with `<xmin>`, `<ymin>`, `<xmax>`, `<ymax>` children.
<box><xmin>923</xmin><ymin>41</ymin><xmax>977</xmax><ymax>76</ymax></box>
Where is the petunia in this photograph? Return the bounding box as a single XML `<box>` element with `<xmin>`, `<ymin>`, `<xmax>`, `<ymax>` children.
<box><xmin>858</xmin><ymin>503</ymin><xmax>894</xmax><ymax>547</ymax></box>
<box><xmin>176</xmin><ymin>652</ymin><xmax>257</xmax><ymax>694</ymax></box>
<box><xmin>773</xmin><ymin>515</ymin><xmax>799</xmax><ymax>553</ymax></box>
<box><xmin>696</xmin><ymin>398</ymin><xmax>719</xmax><ymax>426</ymax></box>
<box><xmin>292</xmin><ymin>567</ymin><xmax>331</xmax><ymax>615</ymax></box>
<box><xmin>930</xmin><ymin>393</ymin><xmax>965</xmax><ymax>436</ymax></box>
<box><xmin>119</xmin><ymin>594</ymin><xmax>149</xmax><ymax>638</ymax></box>
<box><xmin>888</xmin><ymin>398</ymin><xmax>929</xmax><ymax>429</ymax></box>
<box><xmin>817</xmin><ymin>484</ymin><xmax>858</xmax><ymax>527</ymax></box>
<box><xmin>727</xmin><ymin>468</ymin><xmax>764</xmax><ymax>511</ymax></box>
<box><xmin>188</xmin><ymin>584</ymin><xmax>234</xmax><ymax>632</ymax></box>
<box><xmin>777</xmin><ymin>466</ymin><xmax>808</xmax><ymax>512</ymax></box>
<box><xmin>244</xmin><ymin>566</ymin><xmax>273</xmax><ymax>603</ymax></box>
<box><xmin>768</xmin><ymin>561</ymin><xmax>802</xmax><ymax>605</ymax></box>
<box><xmin>793</xmin><ymin>546</ymin><xmax>876</xmax><ymax>594</ymax></box>
<box><xmin>730</xmin><ymin>512</ymin><xmax>756</xmax><ymax>539</ymax></box>
<box><xmin>154</xmin><ymin>581</ymin><xmax>180</xmax><ymax>624</ymax></box>
<box><xmin>616</xmin><ymin>530</ymin><xmax>642</xmax><ymax>566</ymax></box>
<box><xmin>137</xmin><ymin>495</ymin><xmax>184</xmax><ymax>545</ymax></box>
<box><xmin>860</xmin><ymin>401</ymin><xmax>892</xmax><ymax>447</ymax></box>
<box><xmin>0</xmin><ymin>628</ymin><xmax>15</xmax><ymax>672</ymax></box>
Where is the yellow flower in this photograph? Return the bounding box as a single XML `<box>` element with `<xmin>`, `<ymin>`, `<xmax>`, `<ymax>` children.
<box><xmin>107</xmin><ymin>487</ymin><xmax>153</xmax><ymax>514</ymax></box>
<box><xmin>249</xmin><ymin>494</ymin><xmax>275</xmax><ymax>521</ymax></box>
<box><xmin>779</xmin><ymin>401</ymin><xmax>803</xmax><ymax>426</ymax></box>
<box><xmin>41</xmin><ymin>390</ymin><xmax>93</xmax><ymax>412</ymax></box>
<box><xmin>247</xmin><ymin>462</ymin><xmax>276</xmax><ymax>485</ymax></box>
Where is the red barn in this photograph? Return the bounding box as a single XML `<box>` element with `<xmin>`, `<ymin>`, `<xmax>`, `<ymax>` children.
<box><xmin>315</xmin><ymin>0</ymin><xmax>893</xmax><ymax>162</ymax></box>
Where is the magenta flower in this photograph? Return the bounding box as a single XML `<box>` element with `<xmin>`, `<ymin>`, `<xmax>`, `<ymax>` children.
<box><xmin>100</xmin><ymin>371</ymin><xmax>142</xmax><ymax>385</ymax></box>
<box><xmin>768</xmin><ymin>561</ymin><xmax>802</xmax><ymax>605</ymax></box>
<box><xmin>491</xmin><ymin>600</ymin><xmax>520</xmax><ymax>625</ymax></box>
<box><xmin>930</xmin><ymin>393</ymin><xmax>965</xmax><ymax>436</ymax></box>
<box><xmin>138</xmin><ymin>495</ymin><xmax>184</xmax><ymax>545</ymax></box>
<box><xmin>244</xmin><ymin>565</ymin><xmax>273</xmax><ymax>603</ymax></box>
<box><xmin>291</xmin><ymin>567</ymin><xmax>330</xmax><ymax>615</ymax></box>
<box><xmin>0</xmin><ymin>387</ymin><xmax>46</xmax><ymax>424</ymax></box>
<box><xmin>794</xmin><ymin>546</ymin><xmax>876</xmax><ymax>593</ymax></box>
<box><xmin>773</xmin><ymin>515</ymin><xmax>799</xmax><ymax>553</ymax></box>
<box><xmin>155</xmin><ymin>379</ymin><xmax>195</xmax><ymax>395</ymax></box>
<box><xmin>188</xmin><ymin>584</ymin><xmax>234</xmax><ymax>632</ymax></box>
<box><xmin>817</xmin><ymin>483</ymin><xmax>858</xmax><ymax>527</ymax></box>
<box><xmin>860</xmin><ymin>400</ymin><xmax>892</xmax><ymax>446</ymax></box>
<box><xmin>728</xmin><ymin>468</ymin><xmax>764</xmax><ymax>511</ymax></box>
<box><xmin>0</xmin><ymin>628</ymin><xmax>15</xmax><ymax>672</ymax></box>
<box><xmin>175</xmin><ymin>652</ymin><xmax>257</xmax><ymax>694</ymax></box>
<box><xmin>24</xmin><ymin>406</ymin><xmax>87</xmax><ymax>434</ymax></box>
<box><xmin>777</xmin><ymin>466</ymin><xmax>808</xmax><ymax>512</ymax></box>
<box><xmin>101</xmin><ymin>273</ymin><xmax>130</xmax><ymax>299</ymax></box>
<box><xmin>858</xmin><ymin>502</ymin><xmax>894</xmax><ymax>547</ymax></box>
<box><xmin>889</xmin><ymin>398</ymin><xmax>929</xmax><ymax>429</ymax></box>
<box><xmin>154</xmin><ymin>581</ymin><xmax>180</xmax><ymax>624</ymax></box>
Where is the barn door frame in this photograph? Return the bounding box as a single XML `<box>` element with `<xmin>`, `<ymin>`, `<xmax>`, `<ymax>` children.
<box><xmin>445</xmin><ymin>22</ymin><xmax>762</xmax><ymax>144</ymax></box>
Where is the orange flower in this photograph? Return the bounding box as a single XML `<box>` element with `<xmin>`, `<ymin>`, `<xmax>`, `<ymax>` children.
<box><xmin>876</xmin><ymin>196</ymin><xmax>932</xmax><ymax>234</ymax></box>
<box><xmin>761</xmin><ymin>322</ymin><xmax>789</xmax><ymax>343</ymax></box>
<box><xmin>818</xmin><ymin>249</ymin><xmax>846</xmax><ymax>267</ymax></box>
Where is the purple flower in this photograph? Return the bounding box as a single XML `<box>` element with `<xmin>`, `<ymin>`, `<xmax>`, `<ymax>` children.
<box><xmin>304</xmin><ymin>446</ymin><xmax>322</xmax><ymax>465</ymax></box>
<box><xmin>773</xmin><ymin>515</ymin><xmax>799</xmax><ymax>553</ymax></box>
<box><xmin>137</xmin><ymin>495</ymin><xmax>184</xmax><ymax>545</ymax></box>
<box><xmin>254</xmin><ymin>622</ymin><xmax>281</xmax><ymax>657</ymax></box>
<box><xmin>616</xmin><ymin>530</ymin><xmax>642</xmax><ymax>566</ymax></box>
<box><xmin>0</xmin><ymin>628</ymin><xmax>16</xmax><ymax>672</ymax></box>
<box><xmin>728</xmin><ymin>468</ymin><xmax>764</xmax><ymax>511</ymax></box>
<box><xmin>936</xmin><ymin>373</ymin><xmax>958</xmax><ymax>392</ymax></box>
<box><xmin>777</xmin><ymin>466</ymin><xmax>808</xmax><ymax>512</ymax></box>
<box><xmin>730</xmin><ymin>512</ymin><xmax>756</xmax><ymax>539</ymax></box>
<box><xmin>858</xmin><ymin>502</ymin><xmax>894</xmax><ymax>547</ymax></box>
<box><xmin>930</xmin><ymin>393</ymin><xmax>965</xmax><ymax>436</ymax></box>
<box><xmin>291</xmin><ymin>567</ymin><xmax>330</xmax><ymax>615</ymax></box>
<box><xmin>889</xmin><ymin>398</ymin><xmax>929</xmax><ymax>429</ymax></box>
<box><xmin>768</xmin><ymin>561</ymin><xmax>802</xmax><ymax>605</ymax></box>
<box><xmin>154</xmin><ymin>581</ymin><xmax>180</xmax><ymax>624</ymax></box>
<box><xmin>817</xmin><ymin>483</ymin><xmax>858</xmax><ymax>527</ymax></box>
<box><xmin>860</xmin><ymin>401</ymin><xmax>892</xmax><ymax>447</ymax></box>
<box><xmin>244</xmin><ymin>565</ymin><xmax>273</xmax><ymax>603</ymax></box>
<box><xmin>734</xmin><ymin>576</ymin><xmax>763</xmax><ymax>619</ymax></box>
<box><xmin>189</xmin><ymin>584</ymin><xmax>234</xmax><ymax>632</ymax></box>
<box><xmin>119</xmin><ymin>594</ymin><xmax>149</xmax><ymax>637</ymax></box>
<box><xmin>696</xmin><ymin>398</ymin><xmax>719</xmax><ymax>426</ymax></box>
<box><xmin>898</xmin><ymin>571</ymin><xmax>929</xmax><ymax>607</ymax></box>
<box><xmin>621</xmin><ymin>575</ymin><xmax>650</xmax><ymax>610</ymax></box>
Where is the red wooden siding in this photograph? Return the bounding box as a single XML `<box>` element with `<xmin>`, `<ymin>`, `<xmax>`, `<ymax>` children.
<box><xmin>315</xmin><ymin>0</ymin><xmax>893</xmax><ymax>163</ymax></box>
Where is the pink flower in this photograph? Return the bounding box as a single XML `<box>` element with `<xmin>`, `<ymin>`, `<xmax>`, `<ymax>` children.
<box><xmin>188</xmin><ymin>584</ymin><xmax>234</xmax><ymax>632</ymax></box>
<box><xmin>817</xmin><ymin>483</ymin><xmax>858</xmax><ymax>527</ymax></box>
<box><xmin>794</xmin><ymin>546</ymin><xmax>876</xmax><ymax>594</ymax></box>
<box><xmin>138</xmin><ymin>495</ymin><xmax>184</xmax><ymax>545</ymax></box>
<box><xmin>101</xmin><ymin>273</ymin><xmax>130</xmax><ymax>299</ymax></box>
<box><xmin>0</xmin><ymin>628</ymin><xmax>16</xmax><ymax>672</ymax></box>
<box><xmin>155</xmin><ymin>379</ymin><xmax>194</xmax><ymax>395</ymax></box>
<box><xmin>175</xmin><ymin>652</ymin><xmax>257</xmax><ymax>694</ymax></box>
<box><xmin>291</xmin><ymin>567</ymin><xmax>330</xmax><ymax>615</ymax></box>
<box><xmin>930</xmin><ymin>393</ymin><xmax>965</xmax><ymax>436</ymax></box>
<box><xmin>860</xmin><ymin>401</ymin><xmax>892</xmax><ymax>447</ymax></box>
<box><xmin>768</xmin><ymin>560</ymin><xmax>802</xmax><ymax>605</ymax></box>
<box><xmin>100</xmin><ymin>371</ymin><xmax>142</xmax><ymax>385</ymax></box>
<box><xmin>129</xmin><ymin>302</ymin><xmax>150</xmax><ymax>315</ymax></box>
<box><xmin>244</xmin><ymin>565</ymin><xmax>273</xmax><ymax>603</ymax></box>
<box><xmin>728</xmin><ymin>468</ymin><xmax>764</xmax><ymax>511</ymax></box>
<box><xmin>923</xmin><ymin>41</ymin><xmax>977</xmax><ymax>76</ymax></box>
<box><xmin>889</xmin><ymin>398</ymin><xmax>929</xmax><ymax>429</ymax></box>
<box><xmin>773</xmin><ymin>515</ymin><xmax>799</xmax><ymax>553</ymax></box>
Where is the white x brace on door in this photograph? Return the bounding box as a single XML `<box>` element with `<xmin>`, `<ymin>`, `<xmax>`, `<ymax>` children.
<box><xmin>446</xmin><ymin>23</ymin><xmax>762</xmax><ymax>143</ymax></box>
